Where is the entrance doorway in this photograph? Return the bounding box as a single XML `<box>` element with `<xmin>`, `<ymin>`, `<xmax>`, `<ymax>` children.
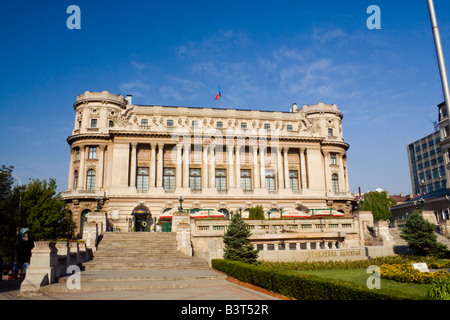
<box><xmin>132</xmin><ymin>204</ymin><xmax>152</xmax><ymax>232</ymax></box>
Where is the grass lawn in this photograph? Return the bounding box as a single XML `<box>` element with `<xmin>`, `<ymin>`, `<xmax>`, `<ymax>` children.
<box><xmin>296</xmin><ymin>268</ymin><xmax>432</xmax><ymax>299</ymax></box>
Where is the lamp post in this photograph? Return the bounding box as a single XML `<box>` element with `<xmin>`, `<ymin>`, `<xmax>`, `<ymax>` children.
<box><xmin>178</xmin><ymin>196</ymin><xmax>184</xmax><ymax>211</ymax></box>
<box><xmin>420</xmin><ymin>198</ymin><xmax>425</xmax><ymax>211</ymax></box>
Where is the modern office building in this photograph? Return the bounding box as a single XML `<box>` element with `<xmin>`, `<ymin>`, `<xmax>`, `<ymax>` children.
<box><xmin>61</xmin><ymin>91</ymin><xmax>355</xmax><ymax>236</ymax></box>
<box><xmin>407</xmin><ymin>130</ymin><xmax>446</xmax><ymax>197</ymax></box>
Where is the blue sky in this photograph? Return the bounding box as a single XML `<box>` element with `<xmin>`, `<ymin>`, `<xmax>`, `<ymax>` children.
<box><xmin>1</xmin><ymin>0</ymin><xmax>450</xmax><ymax>195</ymax></box>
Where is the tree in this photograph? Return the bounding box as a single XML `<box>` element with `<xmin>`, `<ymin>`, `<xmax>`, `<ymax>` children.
<box><xmin>248</xmin><ymin>205</ymin><xmax>265</xmax><ymax>220</ymax></box>
<box><xmin>362</xmin><ymin>191</ymin><xmax>397</xmax><ymax>221</ymax></box>
<box><xmin>22</xmin><ymin>178</ymin><xmax>75</xmax><ymax>242</ymax></box>
<box><xmin>0</xmin><ymin>165</ymin><xmax>22</xmax><ymax>266</ymax></box>
<box><xmin>223</xmin><ymin>212</ymin><xmax>259</xmax><ymax>264</ymax></box>
<box><xmin>400</xmin><ymin>210</ymin><xmax>447</xmax><ymax>256</ymax></box>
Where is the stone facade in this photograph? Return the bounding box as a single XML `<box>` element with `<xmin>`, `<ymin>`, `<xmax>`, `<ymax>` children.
<box><xmin>62</xmin><ymin>91</ymin><xmax>355</xmax><ymax>236</ymax></box>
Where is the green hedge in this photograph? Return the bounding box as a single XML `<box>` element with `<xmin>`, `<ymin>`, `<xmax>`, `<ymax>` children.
<box><xmin>212</xmin><ymin>259</ymin><xmax>405</xmax><ymax>300</ymax></box>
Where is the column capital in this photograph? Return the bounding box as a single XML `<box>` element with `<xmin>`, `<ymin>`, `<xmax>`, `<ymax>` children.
<box><xmin>131</xmin><ymin>142</ymin><xmax>138</xmax><ymax>149</ymax></box>
<box><xmin>150</xmin><ymin>142</ymin><xmax>157</xmax><ymax>149</ymax></box>
<box><xmin>98</xmin><ymin>145</ymin><xmax>107</xmax><ymax>151</ymax></box>
<box><xmin>283</xmin><ymin>146</ymin><xmax>289</xmax><ymax>153</ymax></box>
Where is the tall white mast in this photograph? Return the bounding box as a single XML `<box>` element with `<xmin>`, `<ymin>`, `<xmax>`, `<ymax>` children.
<box><xmin>427</xmin><ymin>0</ymin><xmax>450</xmax><ymax>122</ymax></box>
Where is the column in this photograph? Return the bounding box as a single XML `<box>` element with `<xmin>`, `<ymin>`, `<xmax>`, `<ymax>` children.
<box><xmin>209</xmin><ymin>144</ymin><xmax>215</xmax><ymax>188</ymax></box>
<box><xmin>97</xmin><ymin>145</ymin><xmax>106</xmax><ymax>189</ymax></box>
<box><xmin>277</xmin><ymin>147</ymin><xmax>284</xmax><ymax>189</ymax></box>
<box><xmin>227</xmin><ymin>145</ymin><xmax>234</xmax><ymax>188</ymax></box>
<box><xmin>150</xmin><ymin>143</ymin><xmax>156</xmax><ymax>188</ymax></box>
<box><xmin>252</xmin><ymin>145</ymin><xmax>260</xmax><ymax>189</ymax></box>
<box><xmin>130</xmin><ymin>142</ymin><xmax>137</xmax><ymax>188</ymax></box>
<box><xmin>283</xmin><ymin>147</ymin><xmax>289</xmax><ymax>189</ymax></box>
<box><xmin>202</xmin><ymin>144</ymin><xmax>209</xmax><ymax>189</ymax></box>
<box><xmin>259</xmin><ymin>145</ymin><xmax>266</xmax><ymax>189</ymax></box>
<box><xmin>235</xmin><ymin>145</ymin><xmax>241</xmax><ymax>189</ymax></box>
<box><xmin>338</xmin><ymin>153</ymin><xmax>346</xmax><ymax>193</ymax></box>
<box><xmin>323</xmin><ymin>151</ymin><xmax>331</xmax><ymax>193</ymax></box>
<box><xmin>157</xmin><ymin>143</ymin><xmax>164</xmax><ymax>188</ymax></box>
<box><xmin>344</xmin><ymin>156</ymin><xmax>350</xmax><ymax>193</ymax></box>
<box><xmin>299</xmin><ymin>148</ymin><xmax>307</xmax><ymax>189</ymax></box>
<box><xmin>78</xmin><ymin>145</ymin><xmax>86</xmax><ymax>190</ymax></box>
<box><xmin>68</xmin><ymin>148</ymin><xmax>75</xmax><ymax>190</ymax></box>
<box><xmin>183</xmin><ymin>143</ymin><xmax>190</xmax><ymax>188</ymax></box>
<box><xmin>176</xmin><ymin>144</ymin><xmax>182</xmax><ymax>188</ymax></box>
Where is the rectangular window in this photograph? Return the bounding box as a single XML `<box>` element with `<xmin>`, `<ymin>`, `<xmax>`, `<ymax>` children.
<box><xmin>264</xmin><ymin>123</ymin><xmax>270</xmax><ymax>130</ymax></box>
<box><xmin>328</xmin><ymin>128</ymin><xmax>333</xmax><ymax>136</ymax></box>
<box><xmin>167</xmin><ymin>119</ymin><xmax>173</xmax><ymax>127</ymax></box>
<box><xmin>435</xmin><ymin>181</ymin><xmax>442</xmax><ymax>191</ymax></box>
<box><xmin>189</xmin><ymin>168</ymin><xmax>201</xmax><ymax>191</ymax></box>
<box><xmin>141</xmin><ymin>119</ymin><xmax>148</xmax><ymax>126</ymax></box>
<box><xmin>265</xmin><ymin>170</ymin><xmax>275</xmax><ymax>191</ymax></box>
<box><xmin>215</xmin><ymin>169</ymin><xmax>227</xmax><ymax>191</ymax></box>
<box><xmin>90</xmin><ymin>119</ymin><xmax>97</xmax><ymax>128</ymax></box>
<box><xmin>88</xmin><ymin>147</ymin><xmax>97</xmax><ymax>159</ymax></box>
<box><xmin>217</xmin><ymin>121</ymin><xmax>223</xmax><ymax>128</ymax></box>
<box><xmin>241</xmin><ymin>169</ymin><xmax>252</xmax><ymax>191</ymax></box>
<box><xmin>287</xmin><ymin>124</ymin><xmax>293</xmax><ymax>131</ymax></box>
<box><xmin>75</xmin><ymin>149</ymin><xmax>80</xmax><ymax>161</ymax></box>
<box><xmin>440</xmin><ymin>166</ymin><xmax>446</xmax><ymax>177</ymax></box>
<box><xmin>163</xmin><ymin>167</ymin><xmax>175</xmax><ymax>190</ymax></box>
<box><xmin>330</xmin><ymin>153</ymin><xmax>337</xmax><ymax>165</ymax></box>
<box><xmin>289</xmin><ymin>170</ymin><xmax>299</xmax><ymax>191</ymax></box>
<box><xmin>73</xmin><ymin>171</ymin><xmax>78</xmax><ymax>190</ymax></box>
<box><xmin>136</xmin><ymin>167</ymin><xmax>149</xmax><ymax>190</ymax></box>
<box><xmin>192</xmin><ymin>120</ymin><xmax>198</xmax><ymax>128</ymax></box>
<box><xmin>332</xmin><ymin>174</ymin><xmax>339</xmax><ymax>193</ymax></box>
<box><xmin>433</xmin><ymin>168</ymin><xmax>439</xmax><ymax>178</ymax></box>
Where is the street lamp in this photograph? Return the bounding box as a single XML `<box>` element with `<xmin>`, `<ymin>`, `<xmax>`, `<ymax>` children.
<box><xmin>178</xmin><ymin>196</ymin><xmax>184</xmax><ymax>211</ymax></box>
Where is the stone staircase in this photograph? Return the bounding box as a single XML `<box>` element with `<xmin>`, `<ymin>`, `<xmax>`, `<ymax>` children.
<box><xmin>389</xmin><ymin>227</ymin><xmax>450</xmax><ymax>254</ymax></box>
<box><xmin>84</xmin><ymin>232</ymin><xmax>208</xmax><ymax>271</ymax></box>
<box><xmin>38</xmin><ymin>232</ymin><xmax>227</xmax><ymax>294</ymax></box>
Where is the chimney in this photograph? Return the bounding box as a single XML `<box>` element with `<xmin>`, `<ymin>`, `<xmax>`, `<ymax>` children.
<box><xmin>126</xmin><ymin>95</ymin><xmax>133</xmax><ymax>105</ymax></box>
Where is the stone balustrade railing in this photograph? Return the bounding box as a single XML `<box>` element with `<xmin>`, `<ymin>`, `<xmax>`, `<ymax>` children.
<box><xmin>20</xmin><ymin>240</ymin><xmax>92</xmax><ymax>293</ymax></box>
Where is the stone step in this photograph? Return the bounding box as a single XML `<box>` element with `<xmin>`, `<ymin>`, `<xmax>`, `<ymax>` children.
<box><xmin>32</xmin><ymin>231</ymin><xmax>222</xmax><ymax>294</ymax></box>
<box><xmin>41</xmin><ymin>270</ymin><xmax>227</xmax><ymax>293</ymax></box>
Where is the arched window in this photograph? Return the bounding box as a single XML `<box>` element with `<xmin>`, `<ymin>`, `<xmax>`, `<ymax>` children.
<box><xmin>73</xmin><ymin>170</ymin><xmax>79</xmax><ymax>190</ymax></box>
<box><xmin>332</xmin><ymin>174</ymin><xmax>339</xmax><ymax>193</ymax></box>
<box><xmin>218</xmin><ymin>208</ymin><xmax>230</xmax><ymax>219</ymax></box>
<box><xmin>86</xmin><ymin>169</ymin><xmax>96</xmax><ymax>190</ymax></box>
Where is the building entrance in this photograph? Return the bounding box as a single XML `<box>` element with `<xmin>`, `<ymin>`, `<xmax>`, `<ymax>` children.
<box><xmin>132</xmin><ymin>204</ymin><xmax>152</xmax><ymax>232</ymax></box>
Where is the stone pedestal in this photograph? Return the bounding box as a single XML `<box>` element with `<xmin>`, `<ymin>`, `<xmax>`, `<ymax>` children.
<box><xmin>82</xmin><ymin>222</ymin><xmax>98</xmax><ymax>252</ymax></box>
<box><xmin>172</xmin><ymin>211</ymin><xmax>192</xmax><ymax>256</ymax></box>
<box><xmin>421</xmin><ymin>210</ymin><xmax>438</xmax><ymax>225</ymax></box>
<box><xmin>20</xmin><ymin>241</ymin><xmax>57</xmax><ymax>293</ymax></box>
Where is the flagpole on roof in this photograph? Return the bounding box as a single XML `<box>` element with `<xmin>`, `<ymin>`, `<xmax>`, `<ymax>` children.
<box><xmin>427</xmin><ymin>0</ymin><xmax>450</xmax><ymax>126</ymax></box>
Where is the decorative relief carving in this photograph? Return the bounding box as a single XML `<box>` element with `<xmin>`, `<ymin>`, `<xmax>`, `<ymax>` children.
<box><xmin>116</xmin><ymin>106</ymin><xmax>134</xmax><ymax>127</ymax></box>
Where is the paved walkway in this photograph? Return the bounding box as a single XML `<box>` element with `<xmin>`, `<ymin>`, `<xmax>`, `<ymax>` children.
<box><xmin>0</xmin><ymin>275</ymin><xmax>280</xmax><ymax>300</ymax></box>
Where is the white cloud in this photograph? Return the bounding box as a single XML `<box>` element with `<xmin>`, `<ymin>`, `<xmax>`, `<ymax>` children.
<box><xmin>120</xmin><ymin>80</ymin><xmax>151</xmax><ymax>97</ymax></box>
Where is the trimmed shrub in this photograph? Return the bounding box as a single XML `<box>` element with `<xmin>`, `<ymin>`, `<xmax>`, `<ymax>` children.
<box><xmin>212</xmin><ymin>259</ymin><xmax>402</xmax><ymax>300</ymax></box>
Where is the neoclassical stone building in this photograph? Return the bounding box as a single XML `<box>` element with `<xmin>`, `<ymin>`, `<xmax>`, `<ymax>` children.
<box><xmin>62</xmin><ymin>91</ymin><xmax>355</xmax><ymax>235</ymax></box>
